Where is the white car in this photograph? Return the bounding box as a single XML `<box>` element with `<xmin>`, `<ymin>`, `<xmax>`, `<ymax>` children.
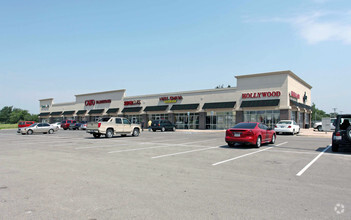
<box><xmin>50</xmin><ymin>122</ymin><xmax>61</xmax><ymax>130</ymax></box>
<box><xmin>274</xmin><ymin>120</ymin><xmax>300</xmax><ymax>135</ymax></box>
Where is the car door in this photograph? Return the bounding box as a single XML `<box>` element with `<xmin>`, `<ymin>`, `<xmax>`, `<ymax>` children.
<box><xmin>165</xmin><ymin>121</ymin><xmax>172</xmax><ymax>130</ymax></box>
<box><xmin>42</xmin><ymin>123</ymin><xmax>51</xmax><ymax>132</ymax></box>
<box><xmin>115</xmin><ymin>118</ymin><xmax>124</xmax><ymax>133</ymax></box>
<box><xmin>36</xmin><ymin>123</ymin><xmax>44</xmax><ymax>133</ymax></box>
<box><xmin>122</xmin><ymin>118</ymin><xmax>132</xmax><ymax>133</ymax></box>
<box><xmin>259</xmin><ymin>123</ymin><xmax>269</xmax><ymax>142</ymax></box>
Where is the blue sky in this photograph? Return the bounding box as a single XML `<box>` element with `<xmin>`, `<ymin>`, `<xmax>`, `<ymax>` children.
<box><xmin>0</xmin><ymin>0</ymin><xmax>350</xmax><ymax>114</ymax></box>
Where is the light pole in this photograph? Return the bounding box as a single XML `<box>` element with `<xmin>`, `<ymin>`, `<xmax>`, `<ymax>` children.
<box><xmin>332</xmin><ymin>108</ymin><xmax>337</xmax><ymax>118</ymax></box>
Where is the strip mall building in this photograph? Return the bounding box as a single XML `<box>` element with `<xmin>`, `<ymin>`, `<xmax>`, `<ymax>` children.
<box><xmin>39</xmin><ymin>70</ymin><xmax>312</xmax><ymax>129</ymax></box>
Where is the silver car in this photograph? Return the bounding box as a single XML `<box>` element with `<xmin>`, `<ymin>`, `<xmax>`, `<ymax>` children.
<box><xmin>20</xmin><ymin>123</ymin><xmax>58</xmax><ymax>135</ymax></box>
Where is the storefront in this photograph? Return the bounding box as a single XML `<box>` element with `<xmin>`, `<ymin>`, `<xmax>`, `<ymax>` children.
<box><xmin>39</xmin><ymin>71</ymin><xmax>312</xmax><ymax>129</ymax></box>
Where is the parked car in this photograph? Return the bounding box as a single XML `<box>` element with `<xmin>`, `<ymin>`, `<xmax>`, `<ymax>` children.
<box><xmin>274</xmin><ymin>120</ymin><xmax>300</xmax><ymax>135</ymax></box>
<box><xmin>20</xmin><ymin>123</ymin><xmax>58</xmax><ymax>135</ymax></box>
<box><xmin>80</xmin><ymin>121</ymin><xmax>88</xmax><ymax>130</ymax></box>
<box><xmin>313</xmin><ymin>118</ymin><xmax>336</xmax><ymax>131</ymax></box>
<box><xmin>225</xmin><ymin>122</ymin><xmax>276</xmax><ymax>148</ymax></box>
<box><xmin>61</xmin><ymin>120</ymin><xmax>76</xmax><ymax>130</ymax></box>
<box><xmin>69</xmin><ymin>121</ymin><xmax>87</xmax><ymax>130</ymax></box>
<box><xmin>17</xmin><ymin>121</ymin><xmax>36</xmax><ymax>133</ymax></box>
<box><xmin>87</xmin><ymin>117</ymin><xmax>141</xmax><ymax>138</ymax></box>
<box><xmin>50</xmin><ymin>122</ymin><xmax>61</xmax><ymax>130</ymax></box>
<box><xmin>332</xmin><ymin>114</ymin><xmax>351</xmax><ymax>152</ymax></box>
<box><xmin>151</xmin><ymin>120</ymin><xmax>176</xmax><ymax>132</ymax></box>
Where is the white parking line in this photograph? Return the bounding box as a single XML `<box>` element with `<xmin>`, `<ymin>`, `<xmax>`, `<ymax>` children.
<box><xmin>152</xmin><ymin>146</ymin><xmax>219</xmax><ymax>159</ymax></box>
<box><xmin>296</xmin><ymin>145</ymin><xmax>331</xmax><ymax>176</ymax></box>
<box><xmin>212</xmin><ymin>142</ymin><xmax>288</xmax><ymax>166</ymax></box>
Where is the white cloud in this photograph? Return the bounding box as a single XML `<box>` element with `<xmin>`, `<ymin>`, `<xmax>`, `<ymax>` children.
<box><xmin>251</xmin><ymin>11</ymin><xmax>351</xmax><ymax>45</ymax></box>
<box><xmin>291</xmin><ymin>12</ymin><xmax>351</xmax><ymax>44</ymax></box>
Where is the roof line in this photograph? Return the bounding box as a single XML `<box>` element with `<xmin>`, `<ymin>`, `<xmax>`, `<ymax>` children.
<box><xmin>235</xmin><ymin>70</ymin><xmax>312</xmax><ymax>89</ymax></box>
<box><xmin>125</xmin><ymin>87</ymin><xmax>237</xmax><ymax>99</ymax></box>
<box><xmin>75</xmin><ymin>89</ymin><xmax>126</xmax><ymax>97</ymax></box>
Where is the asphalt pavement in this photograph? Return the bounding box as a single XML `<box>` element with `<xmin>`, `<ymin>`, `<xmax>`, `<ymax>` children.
<box><xmin>0</xmin><ymin>129</ymin><xmax>350</xmax><ymax>219</ymax></box>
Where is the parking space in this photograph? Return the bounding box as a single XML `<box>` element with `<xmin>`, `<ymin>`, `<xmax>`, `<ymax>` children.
<box><xmin>0</xmin><ymin>129</ymin><xmax>350</xmax><ymax>219</ymax></box>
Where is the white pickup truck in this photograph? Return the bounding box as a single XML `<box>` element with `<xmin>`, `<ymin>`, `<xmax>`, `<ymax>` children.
<box><xmin>313</xmin><ymin>118</ymin><xmax>336</xmax><ymax>131</ymax></box>
<box><xmin>86</xmin><ymin>117</ymin><xmax>141</xmax><ymax>138</ymax></box>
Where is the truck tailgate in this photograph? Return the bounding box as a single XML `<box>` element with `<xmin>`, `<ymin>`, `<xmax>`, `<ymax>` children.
<box><xmin>87</xmin><ymin>122</ymin><xmax>100</xmax><ymax>130</ymax></box>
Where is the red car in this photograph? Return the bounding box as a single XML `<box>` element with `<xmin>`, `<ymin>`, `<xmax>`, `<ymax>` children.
<box><xmin>225</xmin><ymin>122</ymin><xmax>276</xmax><ymax>148</ymax></box>
<box><xmin>17</xmin><ymin>121</ymin><xmax>36</xmax><ymax>133</ymax></box>
<box><xmin>60</xmin><ymin>120</ymin><xmax>77</xmax><ymax>130</ymax></box>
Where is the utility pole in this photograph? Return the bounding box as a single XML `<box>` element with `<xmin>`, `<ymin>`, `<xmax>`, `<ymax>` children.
<box><xmin>332</xmin><ymin>108</ymin><xmax>337</xmax><ymax>118</ymax></box>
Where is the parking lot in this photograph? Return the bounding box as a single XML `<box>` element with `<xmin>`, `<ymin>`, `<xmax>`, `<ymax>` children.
<box><xmin>0</xmin><ymin>129</ymin><xmax>350</xmax><ymax>219</ymax></box>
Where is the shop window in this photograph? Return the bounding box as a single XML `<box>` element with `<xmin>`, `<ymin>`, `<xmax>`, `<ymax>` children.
<box><xmin>243</xmin><ymin>110</ymin><xmax>280</xmax><ymax>128</ymax></box>
<box><xmin>174</xmin><ymin>113</ymin><xmax>199</xmax><ymax>129</ymax></box>
<box><xmin>148</xmin><ymin>114</ymin><xmax>169</xmax><ymax>121</ymax></box>
<box><xmin>206</xmin><ymin>111</ymin><xmax>236</xmax><ymax>129</ymax></box>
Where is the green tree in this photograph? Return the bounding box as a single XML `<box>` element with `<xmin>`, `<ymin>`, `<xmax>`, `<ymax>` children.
<box><xmin>311</xmin><ymin>103</ymin><xmax>330</xmax><ymax>122</ymax></box>
<box><xmin>0</xmin><ymin>106</ymin><xmax>13</xmax><ymax>123</ymax></box>
<box><xmin>0</xmin><ymin>106</ymin><xmax>38</xmax><ymax>124</ymax></box>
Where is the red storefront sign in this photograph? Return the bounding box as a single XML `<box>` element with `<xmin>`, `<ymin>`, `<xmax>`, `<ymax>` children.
<box><xmin>124</xmin><ymin>100</ymin><xmax>141</xmax><ymax>106</ymax></box>
<box><xmin>242</xmin><ymin>91</ymin><xmax>281</xmax><ymax>99</ymax></box>
<box><xmin>85</xmin><ymin>99</ymin><xmax>111</xmax><ymax>106</ymax></box>
<box><xmin>290</xmin><ymin>91</ymin><xmax>300</xmax><ymax>99</ymax></box>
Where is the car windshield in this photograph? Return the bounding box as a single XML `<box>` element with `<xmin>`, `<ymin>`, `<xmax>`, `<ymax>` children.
<box><xmin>277</xmin><ymin>121</ymin><xmax>292</xmax><ymax>124</ymax></box>
<box><xmin>232</xmin><ymin>123</ymin><xmax>257</xmax><ymax>129</ymax></box>
<box><xmin>29</xmin><ymin>123</ymin><xmax>37</xmax><ymax>127</ymax></box>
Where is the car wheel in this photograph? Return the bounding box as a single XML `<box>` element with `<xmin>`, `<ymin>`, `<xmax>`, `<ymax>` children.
<box><xmin>152</xmin><ymin>129</ymin><xmax>156</xmax><ymax>132</ymax></box>
<box><xmin>346</xmin><ymin>126</ymin><xmax>351</xmax><ymax>141</ymax></box>
<box><xmin>161</xmin><ymin>127</ymin><xmax>165</xmax><ymax>132</ymax></box>
<box><xmin>63</xmin><ymin>128</ymin><xmax>67</xmax><ymax>130</ymax></box>
<box><xmin>48</xmin><ymin>129</ymin><xmax>54</xmax><ymax>134</ymax></box>
<box><xmin>132</xmin><ymin>128</ymin><xmax>140</xmax><ymax>137</ymax></box>
<box><xmin>270</xmin><ymin>134</ymin><xmax>276</xmax><ymax>144</ymax></box>
<box><xmin>93</xmin><ymin>133</ymin><xmax>101</xmax><ymax>138</ymax></box>
<box><xmin>106</xmin><ymin>129</ymin><xmax>113</xmax><ymax>138</ymax></box>
<box><xmin>172</xmin><ymin>126</ymin><xmax>176</xmax><ymax>132</ymax></box>
<box><xmin>332</xmin><ymin>143</ymin><xmax>339</xmax><ymax>152</ymax></box>
<box><xmin>317</xmin><ymin>126</ymin><xmax>322</xmax><ymax>131</ymax></box>
<box><xmin>255</xmin><ymin>136</ymin><xmax>261</xmax><ymax>148</ymax></box>
<box><xmin>27</xmin><ymin>130</ymin><xmax>33</xmax><ymax>135</ymax></box>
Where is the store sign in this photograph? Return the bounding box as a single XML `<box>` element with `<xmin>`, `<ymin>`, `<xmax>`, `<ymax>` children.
<box><xmin>290</xmin><ymin>91</ymin><xmax>300</xmax><ymax>99</ymax></box>
<box><xmin>41</xmin><ymin>104</ymin><xmax>49</xmax><ymax>109</ymax></box>
<box><xmin>124</xmin><ymin>100</ymin><xmax>141</xmax><ymax>106</ymax></box>
<box><xmin>85</xmin><ymin>99</ymin><xmax>111</xmax><ymax>106</ymax></box>
<box><xmin>159</xmin><ymin>96</ymin><xmax>183</xmax><ymax>103</ymax></box>
<box><xmin>242</xmin><ymin>91</ymin><xmax>281</xmax><ymax>99</ymax></box>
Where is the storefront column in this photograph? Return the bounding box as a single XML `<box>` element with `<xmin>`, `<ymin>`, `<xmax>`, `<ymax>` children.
<box><xmin>168</xmin><ymin>113</ymin><xmax>175</xmax><ymax>124</ymax></box>
<box><xmin>141</xmin><ymin>114</ymin><xmax>148</xmax><ymax>128</ymax></box>
<box><xmin>280</xmin><ymin>110</ymin><xmax>290</xmax><ymax>120</ymax></box>
<box><xmin>199</xmin><ymin>112</ymin><xmax>206</xmax><ymax>130</ymax></box>
<box><xmin>236</xmin><ymin>111</ymin><xmax>243</xmax><ymax>123</ymax></box>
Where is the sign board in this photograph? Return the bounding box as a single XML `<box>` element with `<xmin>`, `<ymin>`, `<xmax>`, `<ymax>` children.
<box><xmin>322</xmin><ymin>117</ymin><xmax>331</xmax><ymax>131</ymax></box>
